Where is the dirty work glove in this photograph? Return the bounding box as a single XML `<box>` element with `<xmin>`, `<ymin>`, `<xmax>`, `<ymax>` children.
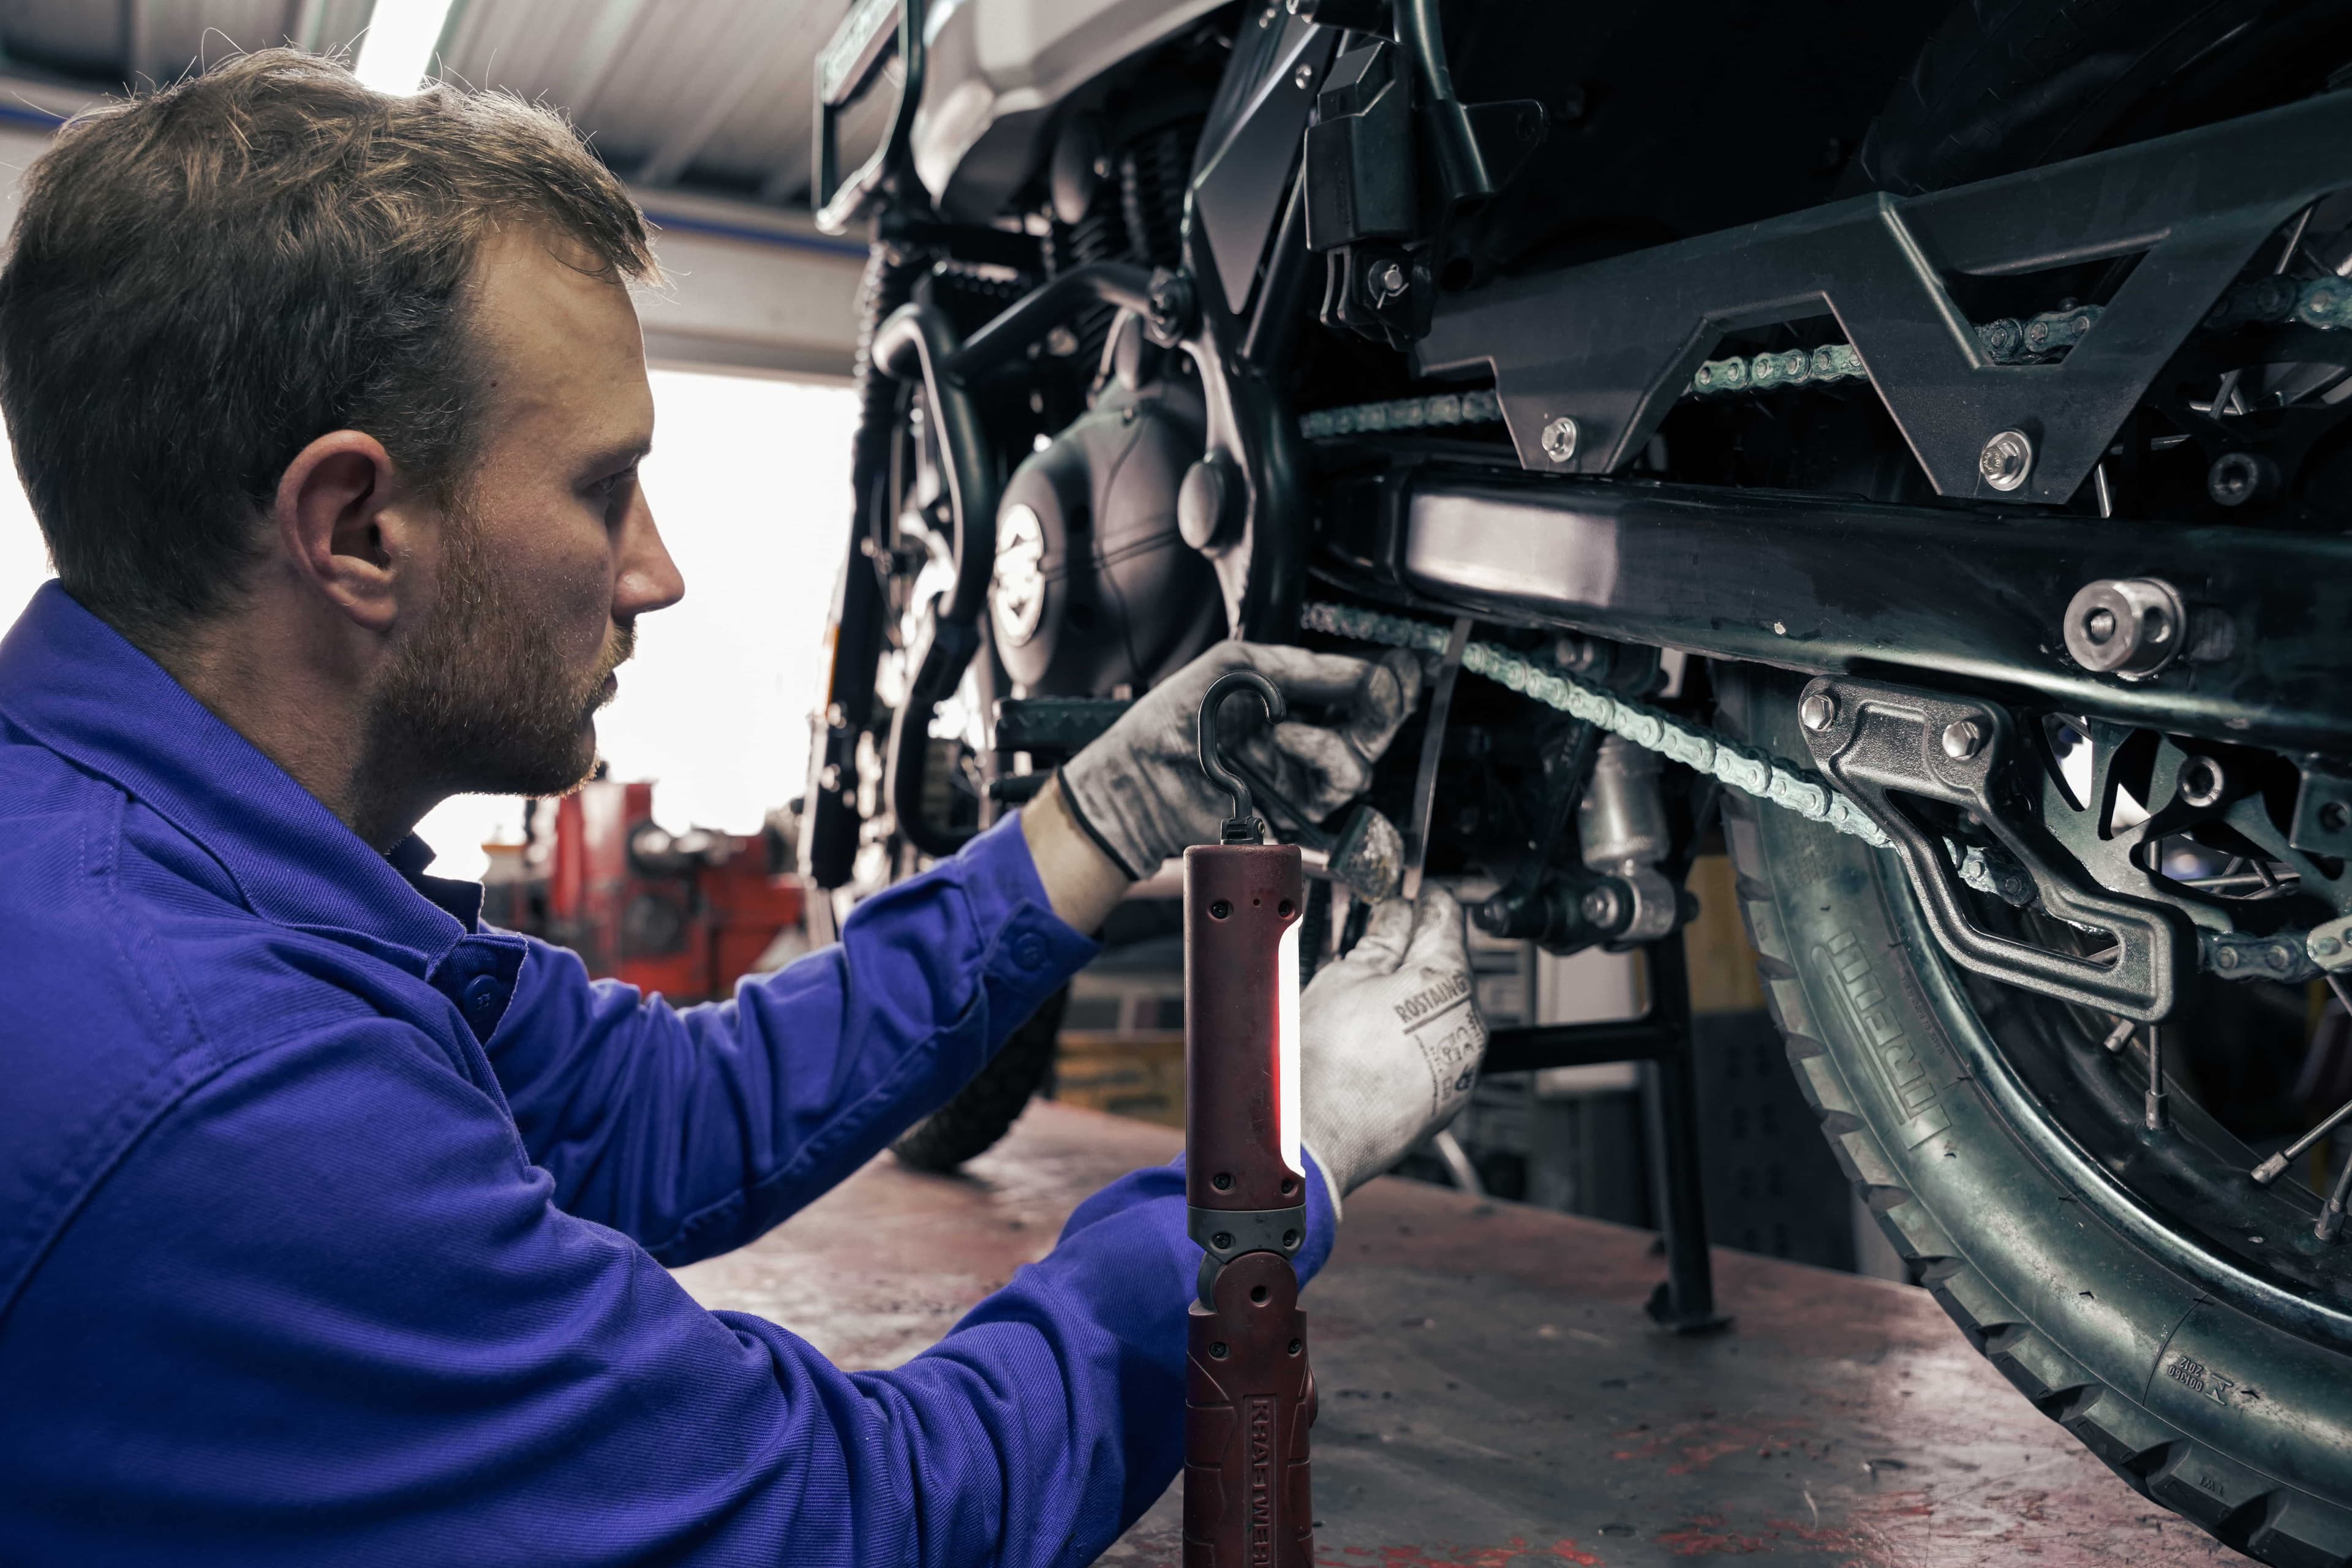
<box><xmin>1058</xmin><ymin>641</ymin><xmax>1422</xmax><ymax>880</ymax></box>
<box><xmin>1299</xmin><ymin>888</ymin><xmax>1486</xmax><ymax>1216</ymax></box>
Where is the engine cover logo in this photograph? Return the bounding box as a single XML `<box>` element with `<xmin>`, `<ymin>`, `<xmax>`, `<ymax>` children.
<box><xmin>992</xmin><ymin>503</ymin><xmax>1047</xmax><ymax>647</ymax></box>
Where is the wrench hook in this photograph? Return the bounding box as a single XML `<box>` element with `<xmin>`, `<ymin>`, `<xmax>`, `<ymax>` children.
<box><xmin>1196</xmin><ymin>669</ymin><xmax>1286</xmax><ymax>845</ymax></box>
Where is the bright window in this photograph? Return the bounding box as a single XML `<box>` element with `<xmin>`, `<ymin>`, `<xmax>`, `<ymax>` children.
<box><xmin>0</xmin><ymin>368</ymin><xmax>860</xmax><ymax>881</ymax></box>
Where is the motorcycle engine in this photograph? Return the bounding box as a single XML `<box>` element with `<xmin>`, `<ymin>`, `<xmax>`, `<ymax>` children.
<box><xmin>989</xmin><ymin>325</ymin><xmax>1224</xmax><ymax>696</ymax></box>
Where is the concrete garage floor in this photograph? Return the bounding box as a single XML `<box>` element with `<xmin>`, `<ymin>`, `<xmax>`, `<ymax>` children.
<box><xmin>673</xmin><ymin>1102</ymin><xmax>2240</xmax><ymax>1567</ymax></box>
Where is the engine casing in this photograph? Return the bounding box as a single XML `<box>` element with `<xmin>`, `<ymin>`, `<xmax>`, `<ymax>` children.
<box><xmin>990</xmin><ymin>374</ymin><xmax>1223</xmax><ymax>696</ymax></box>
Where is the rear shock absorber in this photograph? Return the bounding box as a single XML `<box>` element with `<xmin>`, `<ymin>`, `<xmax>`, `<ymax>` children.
<box><xmin>1185</xmin><ymin>671</ymin><xmax>1316</xmax><ymax>1568</ymax></box>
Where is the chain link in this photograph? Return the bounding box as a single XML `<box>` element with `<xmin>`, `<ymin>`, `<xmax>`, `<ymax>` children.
<box><xmin>1298</xmin><ymin>388</ymin><xmax>1504</xmax><ymax>439</ymax></box>
<box><xmin>1300</xmin><ymin>601</ymin><xmax>1893</xmax><ymax>848</ymax></box>
<box><xmin>1300</xmin><ymin>276</ymin><xmax>2352</xmax><ymax>437</ymax></box>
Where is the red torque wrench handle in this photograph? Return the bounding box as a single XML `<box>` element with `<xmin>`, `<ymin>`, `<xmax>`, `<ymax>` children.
<box><xmin>1184</xmin><ymin>669</ymin><xmax>1313</xmax><ymax>1568</ymax></box>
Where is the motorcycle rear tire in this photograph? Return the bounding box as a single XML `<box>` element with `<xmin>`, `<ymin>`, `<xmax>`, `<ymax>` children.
<box><xmin>1717</xmin><ymin>668</ymin><xmax>2352</xmax><ymax>1567</ymax></box>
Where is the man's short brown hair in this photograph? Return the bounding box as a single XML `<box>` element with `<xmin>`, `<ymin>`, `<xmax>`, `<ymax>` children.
<box><xmin>0</xmin><ymin>48</ymin><xmax>656</xmax><ymax>646</ymax></box>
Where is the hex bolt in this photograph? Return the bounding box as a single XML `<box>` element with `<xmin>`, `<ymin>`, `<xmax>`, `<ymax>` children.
<box><xmin>2177</xmin><ymin>756</ymin><xmax>2226</xmax><ymax>809</ymax></box>
<box><xmin>1798</xmin><ymin>690</ymin><xmax>1838</xmax><ymax>732</ymax></box>
<box><xmin>1580</xmin><ymin>885</ymin><xmax>1622</xmax><ymax>929</ymax></box>
<box><xmin>2061</xmin><ymin>577</ymin><xmax>2187</xmax><ymax>678</ymax></box>
<box><xmin>1540</xmin><ymin>416</ymin><xmax>1579</xmax><ymax>464</ymax></box>
<box><xmin>1940</xmin><ymin>718</ymin><xmax>1988</xmax><ymax>760</ymax></box>
<box><xmin>2207</xmin><ymin>450</ymin><xmax>2278</xmax><ymax>508</ymax></box>
<box><xmin>1978</xmin><ymin>428</ymin><xmax>2034</xmax><ymax>492</ymax></box>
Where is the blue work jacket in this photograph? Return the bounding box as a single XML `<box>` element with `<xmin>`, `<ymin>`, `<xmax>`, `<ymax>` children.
<box><xmin>0</xmin><ymin>582</ymin><xmax>1335</xmax><ymax>1566</ymax></box>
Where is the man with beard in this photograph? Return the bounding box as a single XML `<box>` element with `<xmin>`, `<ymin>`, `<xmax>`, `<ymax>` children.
<box><xmin>0</xmin><ymin>50</ymin><xmax>1488</xmax><ymax>1567</ymax></box>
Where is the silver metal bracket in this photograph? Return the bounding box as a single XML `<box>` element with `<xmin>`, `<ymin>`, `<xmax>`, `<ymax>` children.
<box><xmin>1798</xmin><ymin>676</ymin><xmax>2187</xmax><ymax>1020</ymax></box>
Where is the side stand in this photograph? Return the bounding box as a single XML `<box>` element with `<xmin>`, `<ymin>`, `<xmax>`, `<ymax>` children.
<box><xmin>1484</xmin><ymin>931</ymin><xmax>1732</xmax><ymax>1335</ymax></box>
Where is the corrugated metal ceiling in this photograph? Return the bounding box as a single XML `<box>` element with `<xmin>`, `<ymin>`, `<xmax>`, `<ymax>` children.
<box><xmin>0</xmin><ymin>0</ymin><xmax>855</xmax><ymax>206</ymax></box>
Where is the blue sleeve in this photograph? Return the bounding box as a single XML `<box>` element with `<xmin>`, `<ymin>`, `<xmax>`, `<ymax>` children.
<box><xmin>0</xmin><ymin>1017</ymin><xmax>1337</xmax><ymax>1568</ymax></box>
<box><xmin>488</xmin><ymin>811</ymin><xmax>1097</xmax><ymax>1264</ymax></box>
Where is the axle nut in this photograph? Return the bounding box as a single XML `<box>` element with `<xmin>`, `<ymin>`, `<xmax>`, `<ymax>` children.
<box><xmin>1798</xmin><ymin>690</ymin><xmax>1838</xmax><ymax>732</ymax></box>
<box><xmin>1940</xmin><ymin>718</ymin><xmax>1988</xmax><ymax>760</ymax></box>
<box><xmin>1978</xmin><ymin>428</ymin><xmax>2034</xmax><ymax>493</ymax></box>
<box><xmin>2062</xmin><ymin>577</ymin><xmax>2186</xmax><ymax>678</ymax></box>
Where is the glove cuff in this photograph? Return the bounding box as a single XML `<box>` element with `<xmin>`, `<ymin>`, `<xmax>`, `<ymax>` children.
<box><xmin>1052</xmin><ymin>765</ymin><xmax>1146</xmax><ymax>882</ymax></box>
<box><xmin>1300</xmin><ymin>1139</ymin><xmax>1346</xmax><ymax>1223</ymax></box>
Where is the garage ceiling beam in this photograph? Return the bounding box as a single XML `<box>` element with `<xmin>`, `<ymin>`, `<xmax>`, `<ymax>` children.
<box><xmin>549</xmin><ymin>0</ymin><xmax>648</xmax><ymax>121</ymax></box>
<box><xmin>633</xmin><ymin>37</ymin><xmax>774</xmax><ymax>187</ymax></box>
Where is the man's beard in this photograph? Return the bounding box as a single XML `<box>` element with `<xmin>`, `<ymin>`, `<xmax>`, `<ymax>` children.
<box><xmin>355</xmin><ymin>511</ymin><xmax>633</xmax><ymax>835</ymax></box>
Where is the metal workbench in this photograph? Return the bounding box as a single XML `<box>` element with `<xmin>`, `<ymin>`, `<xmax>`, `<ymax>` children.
<box><xmin>673</xmin><ymin>1101</ymin><xmax>2238</xmax><ymax>1567</ymax></box>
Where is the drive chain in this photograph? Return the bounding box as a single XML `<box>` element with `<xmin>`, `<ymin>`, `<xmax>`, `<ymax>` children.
<box><xmin>1298</xmin><ymin>274</ymin><xmax>2352</xmax><ymax>436</ymax></box>
<box><xmin>1299</xmin><ymin>600</ymin><xmax>1893</xmax><ymax>848</ymax></box>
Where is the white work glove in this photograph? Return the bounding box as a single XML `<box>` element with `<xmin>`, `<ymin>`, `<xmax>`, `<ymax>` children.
<box><xmin>1058</xmin><ymin>641</ymin><xmax>1422</xmax><ymax>880</ymax></box>
<box><xmin>1299</xmin><ymin>888</ymin><xmax>1487</xmax><ymax>1216</ymax></box>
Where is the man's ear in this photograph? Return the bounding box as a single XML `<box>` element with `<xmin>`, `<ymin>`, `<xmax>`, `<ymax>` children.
<box><xmin>272</xmin><ymin>430</ymin><xmax>415</xmax><ymax>635</ymax></box>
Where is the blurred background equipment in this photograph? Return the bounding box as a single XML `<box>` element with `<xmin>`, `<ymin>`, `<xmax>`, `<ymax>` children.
<box><xmin>484</xmin><ymin>778</ymin><xmax>807</xmax><ymax>1005</ymax></box>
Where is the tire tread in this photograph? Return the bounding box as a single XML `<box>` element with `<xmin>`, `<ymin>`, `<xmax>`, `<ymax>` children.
<box><xmin>1716</xmin><ymin>668</ymin><xmax>2352</xmax><ymax>1567</ymax></box>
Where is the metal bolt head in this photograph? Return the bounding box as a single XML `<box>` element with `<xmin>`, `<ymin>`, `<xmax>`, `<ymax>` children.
<box><xmin>2177</xmin><ymin>755</ymin><xmax>2226</xmax><ymax>809</ymax></box>
<box><xmin>1293</xmin><ymin>62</ymin><xmax>1314</xmax><ymax>89</ymax></box>
<box><xmin>2207</xmin><ymin>450</ymin><xmax>2277</xmax><ymax>508</ymax></box>
<box><xmin>1799</xmin><ymin>690</ymin><xmax>1838</xmax><ymax>732</ymax></box>
<box><xmin>2062</xmin><ymin>578</ymin><xmax>2185</xmax><ymax>677</ymax></box>
<box><xmin>1540</xmin><ymin>416</ymin><xmax>1579</xmax><ymax>464</ymax></box>
<box><xmin>1369</xmin><ymin>259</ymin><xmax>1407</xmax><ymax>299</ymax></box>
<box><xmin>1580</xmin><ymin>885</ymin><xmax>1623</xmax><ymax>929</ymax></box>
<box><xmin>1941</xmin><ymin>718</ymin><xmax>1988</xmax><ymax>760</ymax></box>
<box><xmin>1978</xmin><ymin>428</ymin><xmax>2034</xmax><ymax>492</ymax></box>
<box><xmin>2317</xmin><ymin>934</ymin><xmax>2344</xmax><ymax>958</ymax></box>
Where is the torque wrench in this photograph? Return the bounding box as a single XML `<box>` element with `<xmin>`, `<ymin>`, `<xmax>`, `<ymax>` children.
<box><xmin>1184</xmin><ymin>669</ymin><xmax>1315</xmax><ymax>1568</ymax></box>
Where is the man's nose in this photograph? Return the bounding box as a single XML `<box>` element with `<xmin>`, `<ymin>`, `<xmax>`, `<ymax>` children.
<box><xmin>613</xmin><ymin>489</ymin><xmax>684</xmax><ymax>619</ymax></box>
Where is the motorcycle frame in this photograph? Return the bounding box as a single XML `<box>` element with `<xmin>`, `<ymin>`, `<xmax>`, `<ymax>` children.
<box><xmin>812</xmin><ymin>0</ymin><xmax>2352</xmax><ymax>876</ymax></box>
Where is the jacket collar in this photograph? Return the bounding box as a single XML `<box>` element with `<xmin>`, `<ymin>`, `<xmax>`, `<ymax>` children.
<box><xmin>0</xmin><ymin>582</ymin><xmax>480</xmax><ymax>959</ymax></box>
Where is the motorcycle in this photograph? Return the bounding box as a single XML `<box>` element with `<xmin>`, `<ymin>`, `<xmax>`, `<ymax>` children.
<box><xmin>795</xmin><ymin>0</ymin><xmax>2352</xmax><ymax>1557</ymax></box>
